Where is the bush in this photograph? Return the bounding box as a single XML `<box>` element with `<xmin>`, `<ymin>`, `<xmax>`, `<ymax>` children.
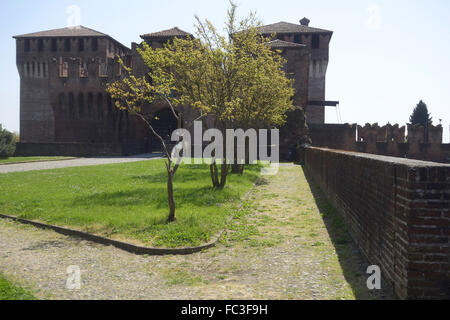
<box><xmin>0</xmin><ymin>124</ymin><xmax>17</xmax><ymax>158</ymax></box>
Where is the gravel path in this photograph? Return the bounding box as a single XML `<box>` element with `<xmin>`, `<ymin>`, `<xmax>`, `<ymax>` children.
<box><xmin>0</xmin><ymin>164</ymin><xmax>393</xmax><ymax>300</ymax></box>
<box><xmin>0</xmin><ymin>154</ymin><xmax>162</xmax><ymax>174</ymax></box>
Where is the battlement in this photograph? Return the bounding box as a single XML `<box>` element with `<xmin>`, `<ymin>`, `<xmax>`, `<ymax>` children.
<box><xmin>310</xmin><ymin>123</ymin><xmax>449</xmax><ymax>164</ymax></box>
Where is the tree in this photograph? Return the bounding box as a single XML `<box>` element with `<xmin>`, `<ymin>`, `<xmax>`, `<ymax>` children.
<box><xmin>410</xmin><ymin>100</ymin><xmax>432</xmax><ymax>127</ymax></box>
<box><xmin>138</xmin><ymin>1</ymin><xmax>295</xmax><ymax>186</ymax></box>
<box><xmin>106</xmin><ymin>56</ymin><xmax>184</xmax><ymax>223</ymax></box>
<box><xmin>0</xmin><ymin>124</ymin><xmax>17</xmax><ymax>158</ymax></box>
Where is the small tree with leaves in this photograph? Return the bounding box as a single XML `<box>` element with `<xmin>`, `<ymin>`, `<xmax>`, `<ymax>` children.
<box><xmin>106</xmin><ymin>56</ymin><xmax>185</xmax><ymax>223</ymax></box>
<box><xmin>0</xmin><ymin>124</ymin><xmax>17</xmax><ymax>158</ymax></box>
<box><xmin>138</xmin><ymin>1</ymin><xmax>295</xmax><ymax>186</ymax></box>
<box><xmin>410</xmin><ymin>100</ymin><xmax>432</xmax><ymax>127</ymax></box>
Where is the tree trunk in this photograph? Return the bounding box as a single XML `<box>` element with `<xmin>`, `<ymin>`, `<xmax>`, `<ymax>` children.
<box><xmin>210</xmin><ymin>161</ymin><xmax>220</xmax><ymax>188</ymax></box>
<box><xmin>167</xmin><ymin>169</ymin><xmax>176</xmax><ymax>223</ymax></box>
<box><xmin>218</xmin><ymin>161</ymin><xmax>229</xmax><ymax>189</ymax></box>
<box><xmin>210</xmin><ymin>160</ymin><xmax>230</xmax><ymax>188</ymax></box>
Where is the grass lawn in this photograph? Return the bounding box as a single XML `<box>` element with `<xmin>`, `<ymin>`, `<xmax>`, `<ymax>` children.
<box><xmin>0</xmin><ymin>156</ymin><xmax>74</xmax><ymax>165</ymax></box>
<box><xmin>0</xmin><ymin>273</ymin><xmax>35</xmax><ymax>300</ymax></box>
<box><xmin>0</xmin><ymin>160</ymin><xmax>260</xmax><ymax>248</ymax></box>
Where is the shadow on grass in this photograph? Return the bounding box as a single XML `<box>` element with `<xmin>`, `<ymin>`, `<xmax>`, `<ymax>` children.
<box><xmin>70</xmin><ymin>186</ymin><xmax>245</xmax><ymax>209</ymax></box>
<box><xmin>302</xmin><ymin>165</ymin><xmax>394</xmax><ymax>300</ymax></box>
<box><xmin>69</xmin><ymin>165</ymin><xmax>261</xmax><ymax>210</ymax></box>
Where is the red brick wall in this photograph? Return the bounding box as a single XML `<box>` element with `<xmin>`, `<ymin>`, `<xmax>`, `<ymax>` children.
<box><xmin>304</xmin><ymin>147</ymin><xmax>450</xmax><ymax>299</ymax></box>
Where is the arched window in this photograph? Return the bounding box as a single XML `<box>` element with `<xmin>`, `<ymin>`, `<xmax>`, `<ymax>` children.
<box><xmin>64</xmin><ymin>38</ymin><xmax>71</xmax><ymax>52</ymax></box>
<box><xmin>78</xmin><ymin>93</ymin><xmax>85</xmax><ymax>118</ymax></box>
<box><xmin>92</xmin><ymin>38</ymin><xmax>98</xmax><ymax>51</ymax></box>
<box><xmin>38</xmin><ymin>39</ymin><xmax>44</xmax><ymax>52</ymax></box>
<box><xmin>68</xmin><ymin>93</ymin><xmax>75</xmax><ymax>119</ymax></box>
<box><xmin>58</xmin><ymin>93</ymin><xmax>65</xmax><ymax>117</ymax></box>
<box><xmin>97</xmin><ymin>93</ymin><xmax>103</xmax><ymax>120</ymax></box>
<box><xmin>87</xmin><ymin>93</ymin><xmax>94</xmax><ymax>118</ymax></box>
<box><xmin>107</xmin><ymin>96</ymin><xmax>113</xmax><ymax>117</ymax></box>
<box><xmin>312</xmin><ymin>35</ymin><xmax>320</xmax><ymax>49</ymax></box>
<box><xmin>51</xmin><ymin>38</ymin><xmax>58</xmax><ymax>52</ymax></box>
<box><xmin>78</xmin><ymin>38</ymin><xmax>85</xmax><ymax>52</ymax></box>
<box><xmin>24</xmin><ymin>39</ymin><xmax>31</xmax><ymax>52</ymax></box>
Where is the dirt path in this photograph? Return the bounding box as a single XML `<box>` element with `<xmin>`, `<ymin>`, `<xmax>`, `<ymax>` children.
<box><xmin>0</xmin><ymin>154</ymin><xmax>162</xmax><ymax>174</ymax></box>
<box><xmin>0</xmin><ymin>164</ymin><xmax>392</xmax><ymax>300</ymax></box>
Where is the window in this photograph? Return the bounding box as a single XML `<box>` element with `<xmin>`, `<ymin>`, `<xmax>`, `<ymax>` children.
<box><xmin>78</xmin><ymin>38</ymin><xmax>84</xmax><ymax>52</ymax></box>
<box><xmin>78</xmin><ymin>93</ymin><xmax>85</xmax><ymax>118</ymax></box>
<box><xmin>79</xmin><ymin>60</ymin><xmax>88</xmax><ymax>78</ymax></box>
<box><xmin>99</xmin><ymin>59</ymin><xmax>108</xmax><ymax>77</ymax></box>
<box><xmin>24</xmin><ymin>39</ymin><xmax>31</xmax><ymax>52</ymax></box>
<box><xmin>97</xmin><ymin>93</ymin><xmax>103</xmax><ymax>120</ymax></box>
<box><xmin>312</xmin><ymin>35</ymin><xmax>320</xmax><ymax>49</ymax></box>
<box><xmin>115</xmin><ymin>61</ymin><xmax>122</xmax><ymax>77</ymax></box>
<box><xmin>68</xmin><ymin>93</ymin><xmax>75</xmax><ymax>119</ymax></box>
<box><xmin>59</xmin><ymin>58</ymin><xmax>69</xmax><ymax>77</ymax></box>
<box><xmin>43</xmin><ymin>62</ymin><xmax>47</xmax><ymax>78</ymax></box>
<box><xmin>87</xmin><ymin>93</ymin><xmax>94</xmax><ymax>118</ymax></box>
<box><xmin>38</xmin><ymin>39</ymin><xmax>44</xmax><ymax>52</ymax></box>
<box><xmin>31</xmin><ymin>62</ymin><xmax>35</xmax><ymax>76</ymax></box>
<box><xmin>294</xmin><ymin>34</ymin><xmax>301</xmax><ymax>44</ymax></box>
<box><xmin>92</xmin><ymin>38</ymin><xmax>98</xmax><ymax>51</ymax></box>
<box><xmin>51</xmin><ymin>38</ymin><xmax>58</xmax><ymax>52</ymax></box>
<box><xmin>26</xmin><ymin>63</ymin><xmax>30</xmax><ymax>76</ymax></box>
<box><xmin>64</xmin><ymin>38</ymin><xmax>71</xmax><ymax>52</ymax></box>
<box><xmin>58</xmin><ymin>93</ymin><xmax>65</xmax><ymax>115</ymax></box>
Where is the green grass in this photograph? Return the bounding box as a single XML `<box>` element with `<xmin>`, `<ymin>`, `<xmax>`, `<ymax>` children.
<box><xmin>0</xmin><ymin>160</ymin><xmax>260</xmax><ymax>248</ymax></box>
<box><xmin>0</xmin><ymin>274</ymin><xmax>35</xmax><ymax>300</ymax></box>
<box><xmin>0</xmin><ymin>156</ymin><xmax>74</xmax><ymax>165</ymax></box>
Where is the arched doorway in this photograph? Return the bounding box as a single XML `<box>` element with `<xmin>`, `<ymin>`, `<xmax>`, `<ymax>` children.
<box><xmin>151</xmin><ymin>108</ymin><xmax>179</xmax><ymax>152</ymax></box>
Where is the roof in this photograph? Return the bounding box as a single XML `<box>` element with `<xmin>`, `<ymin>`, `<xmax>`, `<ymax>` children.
<box><xmin>141</xmin><ymin>27</ymin><xmax>193</xmax><ymax>39</ymax></box>
<box><xmin>13</xmin><ymin>25</ymin><xmax>129</xmax><ymax>50</ymax></box>
<box><xmin>13</xmin><ymin>26</ymin><xmax>109</xmax><ymax>38</ymax></box>
<box><xmin>268</xmin><ymin>39</ymin><xmax>307</xmax><ymax>49</ymax></box>
<box><xmin>258</xmin><ymin>21</ymin><xmax>333</xmax><ymax>35</ymax></box>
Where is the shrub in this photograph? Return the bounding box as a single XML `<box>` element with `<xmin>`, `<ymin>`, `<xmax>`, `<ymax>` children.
<box><xmin>0</xmin><ymin>124</ymin><xmax>17</xmax><ymax>158</ymax></box>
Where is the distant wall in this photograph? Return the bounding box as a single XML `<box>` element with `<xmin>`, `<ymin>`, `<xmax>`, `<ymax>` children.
<box><xmin>309</xmin><ymin>123</ymin><xmax>450</xmax><ymax>164</ymax></box>
<box><xmin>303</xmin><ymin>147</ymin><xmax>450</xmax><ymax>300</ymax></box>
<box><xmin>15</xmin><ymin>142</ymin><xmax>123</xmax><ymax>157</ymax></box>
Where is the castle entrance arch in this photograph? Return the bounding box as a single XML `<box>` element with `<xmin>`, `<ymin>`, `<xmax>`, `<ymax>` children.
<box><xmin>151</xmin><ymin>108</ymin><xmax>179</xmax><ymax>152</ymax></box>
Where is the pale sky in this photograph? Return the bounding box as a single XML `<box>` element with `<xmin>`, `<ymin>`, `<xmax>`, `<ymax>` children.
<box><xmin>1</xmin><ymin>0</ymin><xmax>449</xmax><ymax>142</ymax></box>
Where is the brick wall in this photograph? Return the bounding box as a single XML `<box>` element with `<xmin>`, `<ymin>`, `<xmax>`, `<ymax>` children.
<box><xmin>309</xmin><ymin>123</ymin><xmax>450</xmax><ymax>164</ymax></box>
<box><xmin>303</xmin><ymin>147</ymin><xmax>450</xmax><ymax>299</ymax></box>
<box><xmin>15</xmin><ymin>142</ymin><xmax>124</xmax><ymax>157</ymax></box>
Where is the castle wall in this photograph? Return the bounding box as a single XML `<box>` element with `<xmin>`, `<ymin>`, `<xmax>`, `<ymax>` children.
<box><xmin>15</xmin><ymin>35</ymin><xmax>154</xmax><ymax>156</ymax></box>
<box><xmin>303</xmin><ymin>146</ymin><xmax>450</xmax><ymax>299</ymax></box>
<box><xmin>310</xmin><ymin>123</ymin><xmax>450</xmax><ymax>164</ymax></box>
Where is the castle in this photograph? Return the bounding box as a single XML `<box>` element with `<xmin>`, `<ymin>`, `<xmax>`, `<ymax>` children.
<box><xmin>13</xmin><ymin>19</ymin><xmax>335</xmax><ymax>157</ymax></box>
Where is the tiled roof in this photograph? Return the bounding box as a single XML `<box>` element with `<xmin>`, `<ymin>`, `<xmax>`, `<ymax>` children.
<box><xmin>13</xmin><ymin>26</ymin><xmax>108</xmax><ymax>38</ymax></box>
<box><xmin>13</xmin><ymin>25</ymin><xmax>129</xmax><ymax>50</ymax></box>
<box><xmin>141</xmin><ymin>27</ymin><xmax>192</xmax><ymax>39</ymax></box>
<box><xmin>268</xmin><ymin>39</ymin><xmax>307</xmax><ymax>49</ymax></box>
<box><xmin>258</xmin><ymin>21</ymin><xmax>332</xmax><ymax>35</ymax></box>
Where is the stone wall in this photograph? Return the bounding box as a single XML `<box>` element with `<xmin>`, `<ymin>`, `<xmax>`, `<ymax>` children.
<box><xmin>309</xmin><ymin>123</ymin><xmax>450</xmax><ymax>164</ymax></box>
<box><xmin>15</xmin><ymin>142</ymin><xmax>123</xmax><ymax>157</ymax></box>
<box><xmin>303</xmin><ymin>146</ymin><xmax>450</xmax><ymax>299</ymax></box>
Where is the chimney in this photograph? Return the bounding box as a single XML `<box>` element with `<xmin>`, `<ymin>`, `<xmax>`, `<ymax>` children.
<box><xmin>300</xmin><ymin>17</ymin><xmax>310</xmax><ymax>26</ymax></box>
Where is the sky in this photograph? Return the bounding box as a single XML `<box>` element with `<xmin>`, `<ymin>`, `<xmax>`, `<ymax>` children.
<box><xmin>1</xmin><ymin>0</ymin><xmax>449</xmax><ymax>142</ymax></box>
